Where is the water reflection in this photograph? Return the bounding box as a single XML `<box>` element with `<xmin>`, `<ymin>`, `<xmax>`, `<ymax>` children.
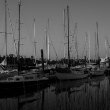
<box><xmin>54</xmin><ymin>79</ymin><xmax>88</xmax><ymax>110</ymax></box>
<box><xmin>0</xmin><ymin>76</ymin><xmax>110</xmax><ymax>110</ymax></box>
<box><xmin>19</xmin><ymin>91</ymin><xmax>43</xmax><ymax>110</ymax></box>
<box><xmin>0</xmin><ymin>84</ymin><xmax>49</xmax><ymax>110</ymax></box>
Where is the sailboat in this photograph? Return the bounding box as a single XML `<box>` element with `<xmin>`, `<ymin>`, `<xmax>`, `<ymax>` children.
<box><xmin>0</xmin><ymin>0</ymin><xmax>18</xmax><ymax>77</ymax></box>
<box><xmin>89</xmin><ymin>22</ymin><xmax>105</xmax><ymax>77</ymax></box>
<box><xmin>0</xmin><ymin>0</ymin><xmax>49</xmax><ymax>89</ymax></box>
<box><xmin>55</xmin><ymin>5</ymin><xmax>89</xmax><ymax>80</ymax></box>
<box><xmin>0</xmin><ymin>0</ymin><xmax>8</xmax><ymax>70</ymax></box>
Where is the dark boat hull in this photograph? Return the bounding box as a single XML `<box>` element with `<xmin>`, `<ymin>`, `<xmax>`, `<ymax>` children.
<box><xmin>0</xmin><ymin>78</ymin><xmax>49</xmax><ymax>94</ymax></box>
<box><xmin>0</xmin><ymin>81</ymin><xmax>49</xmax><ymax>98</ymax></box>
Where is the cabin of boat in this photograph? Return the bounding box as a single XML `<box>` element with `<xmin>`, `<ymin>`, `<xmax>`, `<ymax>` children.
<box><xmin>7</xmin><ymin>75</ymin><xmax>24</xmax><ymax>82</ymax></box>
<box><xmin>3</xmin><ymin>72</ymin><xmax>48</xmax><ymax>82</ymax></box>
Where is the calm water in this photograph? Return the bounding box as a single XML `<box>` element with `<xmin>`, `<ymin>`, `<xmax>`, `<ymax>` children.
<box><xmin>0</xmin><ymin>76</ymin><xmax>110</xmax><ymax>110</ymax></box>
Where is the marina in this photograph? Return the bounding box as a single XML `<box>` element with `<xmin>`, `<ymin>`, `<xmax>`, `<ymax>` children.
<box><xmin>0</xmin><ymin>0</ymin><xmax>109</xmax><ymax>110</ymax></box>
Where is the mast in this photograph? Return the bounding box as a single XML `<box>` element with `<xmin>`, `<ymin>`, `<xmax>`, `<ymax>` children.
<box><xmin>67</xmin><ymin>5</ymin><xmax>70</xmax><ymax>68</ymax></box>
<box><xmin>105</xmin><ymin>39</ymin><xmax>108</xmax><ymax>58</ymax></box>
<box><xmin>45</xmin><ymin>24</ymin><xmax>47</xmax><ymax>60</ymax></box>
<box><xmin>5</xmin><ymin>0</ymin><xmax>7</xmax><ymax>65</ymax></box>
<box><xmin>96</xmin><ymin>22</ymin><xmax>99</xmax><ymax>59</ymax></box>
<box><xmin>18</xmin><ymin>0</ymin><xmax>21</xmax><ymax>73</ymax></box>
<box><xmin>95</xmin><ymin>32</ymin><xmax>97</xmax><ymax>59</ymax></box>
<box><xmin>85</xmin><ymin>32</ymin><xmax>88</xmax><ymax>59</ymax></box>
<box><xmin>74</xmin><ymin>23</ymin><xmax>78</xmax><ymax>60</ymax></box>
<box><xmin>47</xmin><ymin>19</ymin><xmax>50</xmax><ymax>61</ymax></box>
<box><xmin>88</xmin><ymin>32</ymin><xmax>91</xmax><ymax>63</ymax></box>
<box><xmin>33</xmin><ymin>18</ymin><xmax>37</xmax><ymax>64</ymax></box>
<box><xmin>63</xmin><ymin>9</ymin><xmax>66</xmax><ymax>59</ymax></box>
<box><xmin>85</xmin><ymin>32</ymin><xmax>90</xmax><ymax>62</ymax></box>
<box><xmin>47</xmin><ymin>34</ymin><xmax>50</xmax><ymax>61</ymax></box>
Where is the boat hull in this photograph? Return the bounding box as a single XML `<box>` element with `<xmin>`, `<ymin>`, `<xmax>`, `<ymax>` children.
<box><xmin>55</xmin><ymin>72</ymin><xmax>89</xmax><ymax>80</ymax></box>
<box><xmin>0</xmin><ymin>77</ymin><xmax>49</xmax><ymax>90</ymax></box>
<box><xmin>0</xmin><ymin>81</ymin><xmax>49</xmax><ymax>98</ymax></box>
<box><xmin>90</xmin><ymin>69</ymin><xmax>105</xmax><ymax>77</ymax></box>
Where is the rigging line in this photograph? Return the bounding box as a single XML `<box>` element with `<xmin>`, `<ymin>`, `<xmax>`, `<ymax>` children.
<box><xmin>7</xmin><ymin>5</ymin><xmax>17</xmax><ymax>55</ymax></box>
<box><xmin>73</xmin><ymin>23</ymin><xmax>78</xmax><ymax>59</ymax></box>
<box><xmin>0</xmin><ymin>1</ymin><xmax>6</xmax><ymax>55</ymax></box>
<box><xmin>1</xmin><ymin>41</ymin><xmax>5</xmax><ymax>56</ymax></box>
<box><xmin>82</xmin><ymin>39</ymin><xmax>87</xmax><ymax>59</ymax></box>
<box><xmin>49</xmin><ymin>37</ymin><xmax>58</xmax><ymax>60</ymax></box>
<box><xmin>105</xmin><ymin>37</ymin><xmax>110</xmax><ymax>57</ymax></box>
<box><xmin>82</xmin><ymin>33</ymin><xmax>88</xmax><ymax>59</ymax></box>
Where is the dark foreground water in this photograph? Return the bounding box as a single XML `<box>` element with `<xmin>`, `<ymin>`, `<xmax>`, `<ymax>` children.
<box><xmin>0</xmin><ymin>76</ymin><xmax>110</xmax><ymax>110</ymax></box>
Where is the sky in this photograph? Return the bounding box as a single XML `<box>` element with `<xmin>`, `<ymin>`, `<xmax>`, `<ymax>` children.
<box><xmin>0</xmin><ymin>0</ymin><xmax>110</xmax><ymax>60</ymax></box>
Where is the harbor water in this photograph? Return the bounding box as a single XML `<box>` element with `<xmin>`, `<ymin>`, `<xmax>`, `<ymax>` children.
<box><xmin>0</xmin><ymin>75</ymin><xmax>110</xmax><ymax>110</ymax></box>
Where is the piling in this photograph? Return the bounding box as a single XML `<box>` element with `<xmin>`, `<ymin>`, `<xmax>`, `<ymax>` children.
<box><xmin>41</xmin><ymin>49</ymin><xmax>44</xmax><ymax>73</ymax></box>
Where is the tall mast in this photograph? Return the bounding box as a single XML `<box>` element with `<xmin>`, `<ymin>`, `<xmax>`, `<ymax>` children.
<box><xmin>84</xmin><ymin>32</ymin><xmax>88</xmax><ymax>59</ymax></box>
<box><xmin>47</xmin><ymin>19</ymin><xmax>50</xmax><ymax>61</ymax></box>
<box><xmin>18</xmin><ymin>0</ymin><xmax>21</xmax><ymax>73</ymax></box>
<box><xmin>63</xmin><ymin>9</ymin><xmax>66</xmax><ymax>59</ymax></box>
<box><xmin>94</xmin><ymin>32</ymin><xmax>97</xmax><ymax>59</ymax></box>
<box><xmin>33</xmin><ymin>18</ymin><xmax>37</xmax><ymax>64</ymax></box>
<box><xmin>47</xmin><ymin>33</ymin><xmax>50</xmax><ymax>61</ymax></box>
<box><xmin>45</xmin><ymin>23</ymin><xmax>47</xmax><ymax>59</ymax></box>
<box><xmin>74</xmin><ymin>23</ymin><xmax>78</xmax><ymax>60</ymax></box>
<box><xmin>67</xmin><ymin>5</ymin><xmax>70</xmax><ymax>68</ymax></box>
<box><xmin>105</xmin><ymin>39</ymin><xmax>107</xmax><ymax>58</ymax></box>
<box><xmin>18</xmin><ymin>0</ymin><xmax>21</xmax><ymax>58</ymax></box>
<box><xmin>85</xmin><ymin>32</ymin><xmax>90</xmax><ymax>62</ymax></box>
<box><xmin>105</xmin><ymin>38</ymin><xmax>108</xmax><ymax>58</ymax></box>
<box><xmin>88</xmin><ymin>32</ymin><xmax>91</xmax><ymax>62</ymax></box>
<box><xmin>5</xmin><ymin>0</ymin><xmax>7</xmax><ymax>65</ymax></box>
<box><xmin>96</xmin><ymin>22</ymin><xmax>99</xmax><ymax>59</ymax></box>
<box><xmin>85</xmin><ymin>32</ymin><xmax>88</xmax><ymax>58</ymax></box>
